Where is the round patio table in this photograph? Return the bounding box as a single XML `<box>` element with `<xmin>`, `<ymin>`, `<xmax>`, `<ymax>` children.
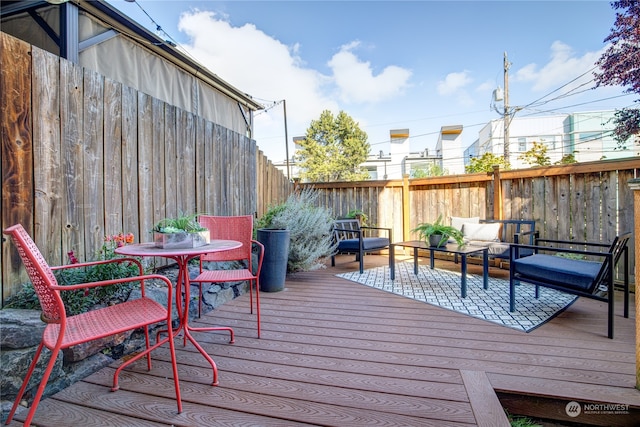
<box><xmin>115</xmin><ymin>240</ymin><xmax>242</xmax><ymax>385</ymax></box>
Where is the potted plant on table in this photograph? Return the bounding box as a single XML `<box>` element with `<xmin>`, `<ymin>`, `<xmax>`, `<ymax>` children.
<box><xmin>153</xmin><ymin>213</ymin><xmax>210</xmax><ymax>249</ymax></box>
<box><xmin>412</xmin><ymin>214</ymin><xmax>464</xmax><ymax>248</ymax></box>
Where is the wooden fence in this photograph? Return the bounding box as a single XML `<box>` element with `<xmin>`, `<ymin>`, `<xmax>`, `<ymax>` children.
<box><xmin>302</xmin><ymin>158</ymin><xmax>639</xmax><ymax>281</ymax></box>
<box><xmin>1</xmin><ymin>33</ymin><xmax>292</xmax><ymax>303</ymax></box>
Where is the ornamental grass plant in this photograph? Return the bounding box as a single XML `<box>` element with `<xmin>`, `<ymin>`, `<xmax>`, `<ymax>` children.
<box><xmin>257</xmin><ymin>187</ymin><xmax>337</xmax><ymax>273</ymax></box>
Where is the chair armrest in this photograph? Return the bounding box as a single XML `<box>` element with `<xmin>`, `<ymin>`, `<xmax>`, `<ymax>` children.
<box><xmin>333</xmin><ymin>227</ymin><xmax>362</xmax><ymax>234</ymax></box>
<box><xmin>509</xmin><ymin>243</ymin><xmax>611</xmax><ymax>260</ymax></box>
<box><xmin>251</xmin><ymin>239</ymin><xmax>265</xmax><ymax>274</ymax></box>
<box><xmin>513</xmin><ymin>230</ymin><xmax>538</xmax><ymax>244</ymax></box>
<box><xmin>50</xmin><ymin>273</ymin><xmax>173</xmax><ymax>293</ymax></box>
<box><xmin>50</xmin><ymin>257</ymin><xmax>144</xmax><ymax>275</ymax></box>
<box><xmin>533</xmin><ymin>237</ymin><xmax>610</xmax><ymax>249</ymax></box>
<box><xmin>360</xmin><ymin>226</ymin><xmax>392</xmax><ymax>237</ymax></box>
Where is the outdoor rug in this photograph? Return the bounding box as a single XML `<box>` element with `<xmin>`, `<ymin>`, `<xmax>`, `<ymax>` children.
<box><xmin>337</xmin><ymin>261</ymin><xmax>577</xmax><ymax>332</ymax></box>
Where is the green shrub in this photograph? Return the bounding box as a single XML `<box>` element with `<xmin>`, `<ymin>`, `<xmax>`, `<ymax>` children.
<box><xmin>5</xmin><ymin>233</ymin><xmax>141</xmax><ymax>316</ymax></box>
<box><xmin>257</xmin><ymin>187</ymin><xmax>337</xmax><ymax>273</ymax></box>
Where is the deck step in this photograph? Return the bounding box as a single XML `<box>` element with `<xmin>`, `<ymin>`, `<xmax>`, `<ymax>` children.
<box><xmin>461</xmin><ymin>370</ymin><xmax>510</xmax><ymax>427</ymax></box>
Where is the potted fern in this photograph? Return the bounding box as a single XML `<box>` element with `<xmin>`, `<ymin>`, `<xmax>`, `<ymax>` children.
<box><xmin>412</xmin><ymin>215</ymin><xmax>464</xmax><ymax>248</ymax></box>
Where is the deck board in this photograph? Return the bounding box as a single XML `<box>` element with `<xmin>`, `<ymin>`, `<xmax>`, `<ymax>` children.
<box><xmin>12</xmin><ymin>255</ymin><xmax>639</xmax><ymax>426</ymax></box>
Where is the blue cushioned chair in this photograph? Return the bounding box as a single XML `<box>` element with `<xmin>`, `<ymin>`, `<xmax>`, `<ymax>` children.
<box><xmin>331</xmin><ymin>219</ymin><xmax>392</xmax><ymax>274</ymax></box>
<box><xmin>509</xmin><ymin>232</ymin><xmax>631</xmax><ymax>338</ymax></box>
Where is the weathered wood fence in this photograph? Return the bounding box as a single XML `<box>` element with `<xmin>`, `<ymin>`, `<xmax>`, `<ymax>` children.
<box><xmin>302</xmin><ymin>158</ymin><xmax>639</xmax><ymax>282</ymax></box>
<box><xmin>1</xmin><ymin>33</ymin><xmax>293</xmax><ymax>303</ymax></box>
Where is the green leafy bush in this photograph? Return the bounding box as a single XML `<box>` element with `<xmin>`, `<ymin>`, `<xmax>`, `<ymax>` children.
<box><xmin>257</xmin><ymin>187</ymin><xmax>337</xmax><ymax>273</ymax></box>
<box><xmin>5</xmin><ymin>233</ymin><xmax>141</xmax><ymax>316</ymax></box>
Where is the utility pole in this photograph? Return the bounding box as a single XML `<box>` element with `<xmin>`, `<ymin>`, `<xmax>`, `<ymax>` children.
<box><xmin>283</xmin><ymin>99</ymin><xmax>290</xmax><ymax>180</ymax></box>
<box><xmin>503</xmin><ymin>51</ymin><xmax>510</xmax><ymax>162</ymax></box>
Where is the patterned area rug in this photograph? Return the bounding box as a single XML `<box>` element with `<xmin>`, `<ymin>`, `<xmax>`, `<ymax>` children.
<box><xmin>337</xmin><ymin>261</ymin><xmax>577</xmax><ymax>332</ymax></box>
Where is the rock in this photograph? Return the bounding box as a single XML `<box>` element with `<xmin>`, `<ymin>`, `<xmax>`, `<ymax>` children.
<box><xmin>0</xmin><ymin>309</ymin><xmax>46</xmax><ymax>349</ymax></box>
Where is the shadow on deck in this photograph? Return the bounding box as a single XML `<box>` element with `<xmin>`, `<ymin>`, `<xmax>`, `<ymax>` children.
<box><xmin>11</xmin><ymin>255</ymin><xmax>639</xmax><ymax>427</ymax></box>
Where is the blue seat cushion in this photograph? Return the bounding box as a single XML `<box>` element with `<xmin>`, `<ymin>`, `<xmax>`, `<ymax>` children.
<box><xmin>338</xmin><ymin>237</ymin><xmax>389</xmax><ymax>252</ymax></box>
<box><xmin>513</xmin><ymin>254</ymin><xmax>602</xmax><ymax>292</ymax></box>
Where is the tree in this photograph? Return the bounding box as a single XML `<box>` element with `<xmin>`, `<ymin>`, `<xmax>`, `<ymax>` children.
<box><xmin>518</xmin><ymin>141</ymin><xmax>551</xmax><ymax>167</ymax></box>
<box><xmin>594</xmin><ymin>0</ymin><xmax>640</xmax><ymax>149</ymax></box>
<box><xmin>555</xmin><ymin>152</ymin><xmax>578</xmax><ymax>165</ymax></box>
<box><xmin>295</xmin><ymin>110</ymin><xmax>370</xmax><ymax>182</ymax></box>
<box><xmin>465</xmin><ymin>152</ymin><xmax>510</xmax><ymax>173</ymax></box>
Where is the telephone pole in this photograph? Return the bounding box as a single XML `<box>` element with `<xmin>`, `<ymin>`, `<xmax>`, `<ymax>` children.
<box><xmin>283</xmin><ymin>99</ymin><xmax>290</xmax><ymax>180</ymax></box>
<box><xmin>503</xmin><ymin>52</ymin><xmax>510</xmax><ymax>162</ymax></box>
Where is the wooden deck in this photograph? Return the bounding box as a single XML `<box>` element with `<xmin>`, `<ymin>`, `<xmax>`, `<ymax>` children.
<box><xmin>11</xmin><ymin>255</ymin><xmax>640</xmax><ymax>426</ymax></box>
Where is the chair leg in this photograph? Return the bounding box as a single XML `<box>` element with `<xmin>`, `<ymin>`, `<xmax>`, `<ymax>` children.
<box><xmin>509</xmin><ymin>280</ymin><xmax>517</xmax><ymax>312</ymax></box>
<box><xmin>254</xmin><ymin>278</ymin><xmax>261</xmax><ymax>338</ymax></box>
<box><xmin>249</xmin><ymin>278</ymin><xmax>254</xmax><ymax>314</ymax></box>
<box><xmin>143</xmin><ymin>324</ymin><xmax>152</xmax><ymax>371</ymax></box>
<box><xmin>166</xmin><ymin>320</ymin><xmax>183</xmax><ymax>413</ymax></box>
<box><xmin>607</xmin><ymin>269</ymin><xmax>614</xmax><ymax>339</ymax></box>
<box><xmin>198</xmin><ymin>283</ymin><xmax>204</xmax><ymax>318</ymax></box>
<box><xmin>12</xmin><ymin>345</ymin><xmax>60</xmax><ymax>427</ymax></box>
<box><xmin>5</xmin><ymin>343</ymin><xmax>46</xmax><ymax>426</ymax></box>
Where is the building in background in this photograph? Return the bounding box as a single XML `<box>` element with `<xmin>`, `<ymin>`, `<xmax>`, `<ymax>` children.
<box><xmin>276</xmin><ymin>113</ymin><xmax>636</xmax><ymax>181</ymax></box>
<box><xmin>465</xmin><ymin>110</ymin><xmax>636</xmax><ymax>169</ymax></box>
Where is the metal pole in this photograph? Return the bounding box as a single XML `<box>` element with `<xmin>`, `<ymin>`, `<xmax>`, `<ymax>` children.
<box><xmin>283</xmin><ymin>100</ymin><xmax>290</xmax><ymax>180</ymax></box>
<box><xmin>503</xmin><ymin>52</ymin><xmax>510</xmax><ymax>162</ymax></box>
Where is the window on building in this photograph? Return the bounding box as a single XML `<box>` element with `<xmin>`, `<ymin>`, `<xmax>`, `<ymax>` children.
<box><xmin>518</xmin><ymin>138</ymin><xmax>526</xmax><ymax>152</ymax></box>
<box><xmin>366</xmin><ymin>167</ymin><xmax>378</xmax><ymax>180</ymax></box>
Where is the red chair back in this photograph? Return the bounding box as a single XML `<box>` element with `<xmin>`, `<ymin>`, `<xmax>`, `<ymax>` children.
<box><xmin>4</xmin><ymin>224</ymin><xmax>65</xmax><ymax>323</ymax></box>
<box><xmin>198</xmin><ymin>215</ymin><xmax>253</xmax><ymax>262</ymax></box>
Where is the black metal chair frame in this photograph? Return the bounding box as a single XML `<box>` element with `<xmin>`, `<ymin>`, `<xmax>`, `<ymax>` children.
<box><xmin>331</xmin><ymin>219</ymin><xmax>392</xmax><ymax>274</ymax></box>
<box><xmin>509</xmin><ymin>232</ymin><xmax>631</xmax><ymax>339</ymax></box>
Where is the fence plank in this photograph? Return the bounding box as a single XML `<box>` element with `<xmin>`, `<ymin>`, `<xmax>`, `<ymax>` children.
<box><xmin>121</xmin><ymin>85</ymin><xmax>139</xmax><ymax>238</ymax></box>
<box><xmin>557</xmin><ymin>174</ymin><xmax>571</xmax><ymax>239</ymax></box>
<box><xmin>163</xmin><ymin>103</ymin><xmax>176</xmax><ymax>226</ymax></box>
<box><xmin>60</xmin><ymin>57</ymin><xmax>84</xmax><ymax>263</ymax></box>
<box><xmin>32</xmin><ymin>47</ymin><xmax>62</xmax><ymax>265</ymax></box>
<box><xmin>1</xmin><ymin>33</ymin><xmax>32</xmax><ymax>296</ymax></box>
<box><xmin>137</xmin><ymin>93</ymin><xmax>153</xmax><ymax>243</ymax></box>
<box><xmin>586</xmin><ymin>172</ymin><xmax>601</xmax><ymax>242</ymax></box>
<box><xmin>82</xmin><ymin>68</ymin><xmax>105</xmax><ymax>257</ymax></box>
<box><xmin>103</xmin><ymin>78</ymin><xmax>123</xmax><ymax>238</ymax></box>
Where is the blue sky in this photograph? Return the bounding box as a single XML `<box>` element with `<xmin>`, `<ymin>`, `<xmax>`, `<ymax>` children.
<box><xmin>107</xmin><ymin>0</ymin><xmax>634</xmax><ymax>161</ymax></box>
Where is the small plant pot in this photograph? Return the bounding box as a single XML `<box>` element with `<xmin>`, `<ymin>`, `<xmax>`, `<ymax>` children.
<box><xmin>428</xmin><ymin>234</ymin><xmax>446</xmax><ymax>247</ymax></box>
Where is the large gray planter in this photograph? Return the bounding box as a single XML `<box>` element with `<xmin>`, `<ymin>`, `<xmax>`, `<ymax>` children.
<box><xmin>257</xmin><ymin>228</ymin><xmax>290</xmax><ymax>292</ymax></box>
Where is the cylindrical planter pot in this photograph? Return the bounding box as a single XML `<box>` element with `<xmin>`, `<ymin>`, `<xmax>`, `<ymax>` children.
<box><xmin>429</xmin><ymin>234</ymin><xmax>445</xmax><ymax>247</ymax></box>
<box><xmin>257</xmin><ymin>228</ymin><xmax>290</xmax><ymax>292</ymax></box>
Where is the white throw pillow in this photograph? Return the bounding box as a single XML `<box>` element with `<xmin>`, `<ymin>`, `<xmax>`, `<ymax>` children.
<box><xmin>462</xmin><ymin>222</ymin><xmax>501</xmax><ymax>242</ymax></box>
<box><xmin>450</xmin><ymin>216</ymin><xmax>479</xmax><ymax>232</ymax></box>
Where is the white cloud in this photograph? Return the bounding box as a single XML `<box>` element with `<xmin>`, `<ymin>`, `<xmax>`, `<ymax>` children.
<box><xmin>514</xmin><ymin>41</ymin><xmax>604</xmax><ymax>93</ymax></box>
<box><xmin>437</xmin><ymin>71</ymin><xmax>473</xmax><ymax>95</ymax></box>
<box><xmin>175</xmin><ymin>10</ymin><xmax>412</xmax><ymax>160</ymax></box>
<box><xmin>177</xmin><ymin>10</ymin><xmax>336</xmax><ymax>160</ymax></box>
<box><xmin>436</xmin><ymin>71</ymin><xmax>476</xmax><ymax>107</ymax></box>
<box><xmin>327</xmin><ymin>41</ymin><xmax>412</xmax><ymax>104</ymax></box>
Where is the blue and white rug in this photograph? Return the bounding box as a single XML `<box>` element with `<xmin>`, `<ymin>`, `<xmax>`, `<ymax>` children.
<box><xmin>337</xmin><ymin>261</ymin><xmax>577</xmax><ymax>332</ymax></box>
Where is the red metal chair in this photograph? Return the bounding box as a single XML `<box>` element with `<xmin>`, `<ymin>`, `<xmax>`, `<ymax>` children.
<box><xmin>3</xmin><ymin>224</ymin><xmax>182</xmax><ymax>426</ymax></box>
<box><xmin>192</xmin><ymin>215</ymin><xmax>264</xmax><ymax>338</ymax></box>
